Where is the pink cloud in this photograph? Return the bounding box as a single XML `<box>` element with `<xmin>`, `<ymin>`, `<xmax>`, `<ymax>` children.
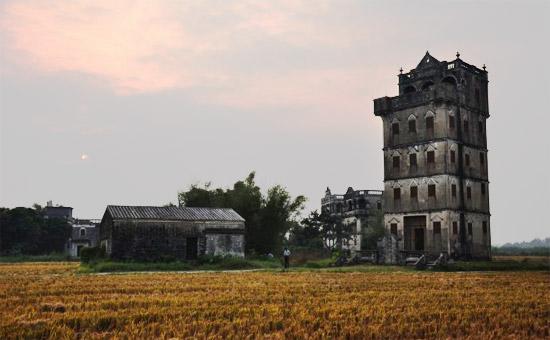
<box><xmin>1</xmin><ymin>1</ymin><xmax>192</xmax><ymax>94</ymax></box>
<box><xmin>0</xmin><ymin>0</ymin><xmax>390</xmax><ymax>129</ymax></box>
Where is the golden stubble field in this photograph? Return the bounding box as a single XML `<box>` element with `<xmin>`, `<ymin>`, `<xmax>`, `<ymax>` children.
<box><xmin>0</xmin><ymin>263</ymin><xmax>548</xmax><ymax>339</ymax></box>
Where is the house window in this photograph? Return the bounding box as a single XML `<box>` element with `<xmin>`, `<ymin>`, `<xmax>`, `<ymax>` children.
<box><xmin>392</xmin><ymin>122</ymin><xmax>400</xmax><ymax>135</ymax></box>
<box><xmin>390</xmin><ymin>223</ymin><xmax>398</xmax><ymax>235</ymax></box>
<box><xmin>452</xmin><ymin>222</ymin><xmax>458</xmax><ymax>235</ymax></box>
<box><xmin>409</xmin><ymin>153</ymin><xmax>417</xmax><ymax>167</ymax></box>
<box><xmin>451</xmin><ymin>184</ymin><xmax>457</xmax><ymax>198</ymax></box>
<box><xmin>428</xmin><ymin>184</ymin><xmax>436</xmax><ymax>198</ymax></box>
<box><xmin>463</xmin><ymin>120</ymin><xmax>469</xmax><ymax>134</ymax></box>
<box><xmin>465</xmin><ymin>154</ymin><xmax>470</xmax><ymax>167</ymax></box>
<box><xmin>468</xmin><ymin>223</ymin><xmax>473</xmax><ymax>235</ymax></box>
<box><xmin>393</xmin><ymin>156</ymin><xmax>400</xmax><ymax>169</ymax></box>
<box><xmin>466</xmin><ymin>186</ymin><xmax>472</xmax><ymax>200</ymax></box>
<box><xmin>450</xmin><ymin>150</ymin><xmax>456</xmax><ymax>163</ymax></box>
<box><xmin>482</xmin><ymin>221</ymin><xmax>488</xmax><ymax>234</ymax></box>
<box><xmin>393</xmin><ymin>188</ymin><xmax>401</xmax><ymax>200</ymax></box>
<box><xmin>427</xmin><ymin>151</ymin><xmax>435</xmax><ymax>164</ymax></box>
<box><xmin>408</xmin><ymin>119</ymin><xmax>416</xmax><ymax>133</ymax></box>
<box><xmin>449</xmin><ymin>116</ymin><xmax>455</xmax><ymax>129</ymax></box>
<box><xmin>433</xmin><ymin>222</ymin><xmax>441</xmax><ymax>234</ymax></box>
<box><xmin>480</xmin><ymin>152</ymin><xmax>485</xmax><ymax>167</ymax></box>
<box><xmin>410</xmin><ymin>186</ymin><xmax>418</xmax><ymax>200</ymax></box>
<box><xmin>80</xmin><ymin>228</ymin><xmax>86</xmax><ymax>237</ymax></box>
<box><xmin>426</xmin><ymin>116</ymin><xmax>434</xmax><ymax>130</ymax></box>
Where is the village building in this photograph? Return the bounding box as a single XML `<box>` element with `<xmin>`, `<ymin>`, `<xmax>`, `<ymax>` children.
<box><xmin>98</xmin><ymin>205</ymin><xmax>245</xmax><ymax>261</ymax></box>
<box><xmin>66</xmin><ymin>219</ymin><xmax>100</xmax><ymax>258</ymax></box>
<box><xmin>43</xmin><ymin>201</ymin><xmax>100</xmax><ymax>258</ymax></box>
<box><xmin>321</xmin><ymin>187</ymin><xmax>383</xmax><ymax>252</ymax></box>
<box><xmin>374</xmin><ymin>52</ymin><xmax>491</xmax><ymax>259</ymax></box>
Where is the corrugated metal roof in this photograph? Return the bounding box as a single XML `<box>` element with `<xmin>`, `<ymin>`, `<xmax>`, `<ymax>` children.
<box><xmin>106</xmin><ymin>205</ymin><xmax>245</xmax><ymax>222</ymax></box>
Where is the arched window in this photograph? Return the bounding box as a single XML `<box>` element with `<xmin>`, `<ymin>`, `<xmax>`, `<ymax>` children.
<box><xmin>426</xmin><ymin>116</ymin><xmax>434</xmax><ymax>130</ymax></box>
<box><xmin>80</xmin><ymin>228</ymin><xmax>86</xmax><ymax>237</ymax></box>
<box><xmin>408</xmin><ymin>115</ymin><xmax>417</xmax><ymax>133</ymax></box>
<box><xmin>421</xmin><ymin>81</ymin><xmax>434</xmax><ymax>91</ymax></box>
<box><xmin>442</xmin><ymin>76</ymin><xmax>457</xmax><ymax>86</ymax></box>
<box><xmin>392</xmin><ymin>122</ymin><xmax>400</xmax><ymax>135</ymax></box>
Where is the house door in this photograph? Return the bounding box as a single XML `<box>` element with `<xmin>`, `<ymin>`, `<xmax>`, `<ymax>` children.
<box><xmin>77</xmin><ymin>245</ymin><xmax>84</xmax><ymax>257</ymax></box>
<box><xmin>404</xmin><ymin>215</ymin><xmax>426</xmax><ymax>251</ymax></box>
<box><xmin>186</xmin><ymin>237</ymin><xmax>198</xmax><ymax>260</ymax></box>
<box><xmin>414</xmin><ymin>228</ymin><xmax>424</xmax><ymax>251</ymax></box>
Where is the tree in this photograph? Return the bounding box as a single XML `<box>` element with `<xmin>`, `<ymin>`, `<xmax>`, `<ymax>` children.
<box><xmin>0</xmin><ymin>206</ymin><xmax>72</xmax><ymax>255</ymax></box>
<box><xmin>319</xmin><ymin>211</ymin><xmax>353</xmax><ymax>251</ymax></box>
<box><xmin>289</xmin><ymin>210</ymin><xmax>324</xmax><ymax>249</ymax></box>
<box><xmin>177</xmin><ymin>172</ymin><xmax>305</xmax><ymax>254</ymax></box>
<box><xmin>361</xmin><ymin>210</ymin><xmax>385</xmax><ymax>250</ymax></box>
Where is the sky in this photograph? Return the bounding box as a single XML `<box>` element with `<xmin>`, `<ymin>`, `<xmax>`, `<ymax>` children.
<box><xmin>1</xmin><ymin>0</ymin><xmax>549</xmax><ymax>245</ymax></box>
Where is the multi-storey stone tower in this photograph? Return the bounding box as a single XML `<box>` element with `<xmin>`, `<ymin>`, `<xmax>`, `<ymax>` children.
<box><xmin>374</xmin><ymin>52</ymin><xmax>490</xmax><ymax>259</ymax></box>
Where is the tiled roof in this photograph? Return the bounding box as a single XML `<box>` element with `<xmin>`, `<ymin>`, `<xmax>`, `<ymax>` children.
<box><xmin>106</xmin><ymin>205</ymin><xmax>245</xmax><ymax>222</ymax></box>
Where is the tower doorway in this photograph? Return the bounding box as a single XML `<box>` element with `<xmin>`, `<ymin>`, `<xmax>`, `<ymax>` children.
<box><xmin>404</xmin><ymin>216</ymin><xmax>426</xmax><ymax>251</ymax></box>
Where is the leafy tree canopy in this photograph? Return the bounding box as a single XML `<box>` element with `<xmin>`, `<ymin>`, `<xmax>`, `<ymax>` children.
<box><xmin>178</xmin><ymin>172</ymin><xmax>306</xmax><ymax>254</ymax></box>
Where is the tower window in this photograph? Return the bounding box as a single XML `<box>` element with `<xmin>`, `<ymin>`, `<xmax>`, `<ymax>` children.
<box><xmin>392</xmin><ymin>122</ymin><xmax>400</xmax><ymax>135</ymax></box>
<box><xmin>480</xmin><ymin>152</ymin><xmax>485</xmax><ymax>166</ymax></box>
<box><xmin>468</xmin><ymin>223</ymin><xmax>473</xmax><ymax>235</ymax></box>
<box><xmin>478</xmin><ymin>121</ymin><xmax>484</xmax><ymax>135</ymax></box>
<box><xmin>410</xmin><ymin>186</ymin><xmax>418</xmax><ymax>200</ymax></box>
<box><xmin>463</xmin><ymin>120</ymin><xmax>469</xmax><ymax>134</ymax></box>
<box><xmin>449</xmin><ymin>116</ymin><xmax>455</xmax><ymax>129</ymax></box>
<box><xmin>428</xmin><ymin>184</ymin><xmax>436</xmax><ymax>198</ymax></box>
<box><xmin>433</xmin><ymin>222</ymin><xmax>441</xmax><ymax>234</ymax></box>
<box><xmin>393</xmin><ymin>188</ymin><xmax>401</xmax><ymax>200</ymax></box>
<box><xmin>408</xmin><ymin>119</ymin><xmax>416</xmax><ymax>133</ymax></box>
<box><xmin>426</xmin><ymin>116</ymin><xmax>434</xmax><ymax>130</ymax></box>
<box><xmin>482</xmin><ymin>221</ymin><xmax>488</xmax><ymax>234</ymax></box>
<box><xmin>451</xmin><ymin>184</ymin><xmax>457</xmax><ymax>198</ymax></box>
<box><xmin>481</xmin><ymin>183</ymin><xmax>486</xmax><ymax>195</ymax></box>
<box><xmin>377</xmin><ymin>202</ymin><xmax>382</xmax><ymax>210</ymax></box>
<box><xmin>393</xmin><ymin>156</ymin><xmax>400</xmax><ymax>169</ymax></box>
<box><xmin>465</xmin><ymin>154</ymin><xmax>470</xmax><ymax>167</ymax></box>
<box><xmin>409</xmin><ymin>153</ymin><xmax>417</xmax><ymax>167</ymax></box>
<box><xmin>452</xmin><ymin>221</ymin><xmax>458</xmax><ymax>234</ymax></box>
<box><xmin>427</xmin><ymin>151</ymin><xmax>435</xmax><ymax>164</ymax></box>
<box><xmin>466</xmin><ymin>186</ymin><xmax>472</xmax><ymax>199</ymax></box>
<box><xmin>475</xmin><ymin>88</ymin><xmax>481</xmax><ymax>105</ymax></box>
<box><xmin>450</xmin><ymin>150</ymin><xmax>456</xmax><ymax>163</ymax></box>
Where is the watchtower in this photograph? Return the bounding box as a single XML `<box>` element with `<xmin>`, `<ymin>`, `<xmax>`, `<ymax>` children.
<box><xmin>374</xmin><ymin>52</ymin><xmax>491</xmax><ymax>259</ymax></box>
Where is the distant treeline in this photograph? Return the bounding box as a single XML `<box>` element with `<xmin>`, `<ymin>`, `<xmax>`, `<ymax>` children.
<box><xmin>0</xmin><ymin>207</ymin><xmax>72</xmax><ymax>256</ymax></box>
<box><xmin>492</xmin><ymin>246</ymin><xmax>549</xmax><ymax>256</ymax></box>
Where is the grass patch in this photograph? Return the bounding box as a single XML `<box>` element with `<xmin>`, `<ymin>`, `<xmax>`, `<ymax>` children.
<box><xmin>436</xmin><ymin>259</ymin><xmax>549</xmax><ymax>272</ymax></box>
<box><xmin>0</xmin><ymin>253</ymin><xmax>73</xmax><ymax>263</ymax></box>
<box><xmin>79</xmin><ymin>256</ymin><xmax>283</xmax><ymax>273</ymax></box>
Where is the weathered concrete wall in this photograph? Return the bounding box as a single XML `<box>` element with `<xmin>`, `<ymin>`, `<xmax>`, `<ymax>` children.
<box><xmin>101</xmin><ymin>219</ymin><xmax>245</xmax><ymax>261</ymax></box>
<box><xmin>384</xmin><ymin>210</ymin><xmax>490</xmax><ymax>258</ymax></box>
<box><xmin>205</xmin><ymin>234</ymin><xmax>245</xmax><ymax>257</ymax></box>
<box><xmin>384</xmin><ymin>174</ymin><xmax>489</xmax><ymax>213</ymax></box>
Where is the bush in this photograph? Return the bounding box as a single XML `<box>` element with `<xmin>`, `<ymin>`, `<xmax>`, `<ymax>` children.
<box><xmin>80</xmin><ymin>247</ymin><xmax>106</xmax><ymax>264</ymax></box>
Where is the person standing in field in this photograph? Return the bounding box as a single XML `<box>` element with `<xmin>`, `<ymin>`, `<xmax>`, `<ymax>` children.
<box><xmin>283</xmin><ymin>247</ymin><xmax>291</xmax><ymax>270</ymax></box>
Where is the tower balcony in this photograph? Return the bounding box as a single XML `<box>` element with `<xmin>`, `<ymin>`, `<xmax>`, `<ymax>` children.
<box><xmin>374</xmin><ymin>87</ymin><xmax>458</xmax><ymax>116</ymax></box>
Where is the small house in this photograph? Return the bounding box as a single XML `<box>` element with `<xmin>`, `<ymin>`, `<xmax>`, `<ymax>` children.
<box><xmin>99</xmin><ymin>205</ymin><xmax>245</xmax><ymax>261</ymax></box>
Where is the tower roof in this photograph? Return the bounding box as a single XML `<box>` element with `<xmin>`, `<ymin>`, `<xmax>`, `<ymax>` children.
<box><xmin>416</xmin><ymin>51</ymin><xmax>440</xmax><ymax>70</ymax></box>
